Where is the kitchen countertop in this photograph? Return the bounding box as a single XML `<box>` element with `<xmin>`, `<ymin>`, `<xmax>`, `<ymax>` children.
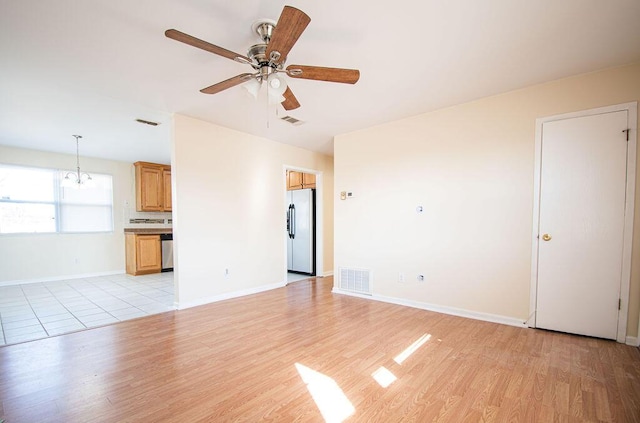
<box><xmin>124</xmin><ymin>228</ymin><xmax>173</xmax><ymax>235</ymax></box>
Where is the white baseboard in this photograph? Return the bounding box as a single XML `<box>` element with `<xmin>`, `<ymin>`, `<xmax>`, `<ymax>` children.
<box><xmin>626</xmin><ymin>336</ymin><xmax>639</xmax><ymax>347</ymax></box>
<box><xmin>177</xmin><ymin>281</ymin><xmax>286</xmax><ymax>310</ymax></box>
<box><xmin>0</xmin><ymin>270</ymin><xmax>125</xmax><ymax>287</ymax></box>
<box><xmin>332</xmin><ymin>288</ymin><xmax>527</xmax><ymax>328</ymax></box>
<box><xmin>321</xmin><ymin>271</ymin><xmax>334</xmax><ymax>278</ymax></box>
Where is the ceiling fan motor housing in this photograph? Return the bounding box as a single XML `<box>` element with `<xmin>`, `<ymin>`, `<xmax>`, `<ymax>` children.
<box><xmin>249</xmin><ymin>19</ymin><xmax>286</xmax><ymax>76</ymax></box>
<box><xmin>248</xmin><ymin>43</ymin><xmax>284</xmax><ymax>82</ymax></box>
<box><xmin>247</xmin><ymin>44</ymin><xmax>268</xmax><ymax>66</ymax></box>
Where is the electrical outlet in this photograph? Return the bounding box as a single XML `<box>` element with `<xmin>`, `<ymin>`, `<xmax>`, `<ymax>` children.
<box><xmin>340</xmin><ymin>191</ymin><xmax>347</xmax><ymax>200</ymax></box>
<box><xmin>224</xmin><ymin>268</ymin><xmax>230</xmax><ymax>279</ymax></box>
<box><xmin>417</xmin><ymin>274</ymin><xmax>425</xmax><ymax>282</ymax></box>
<box><xmin>398</xmin><ymin>272</ymin><xmax>405</xmax><ymax>283</ymax></box>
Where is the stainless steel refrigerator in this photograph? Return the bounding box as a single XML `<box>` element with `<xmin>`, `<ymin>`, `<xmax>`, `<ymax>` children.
<box><xmin>286</xmin><ymin>188</ymin><xmax>315</xmax><ymax>275</ymax></box>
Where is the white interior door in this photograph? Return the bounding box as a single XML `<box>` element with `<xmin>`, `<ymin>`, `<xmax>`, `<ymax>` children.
<box><xmin>535</xmin><ymin>110</ymin><xmax>629</xmax><ymax>340</ymax></box>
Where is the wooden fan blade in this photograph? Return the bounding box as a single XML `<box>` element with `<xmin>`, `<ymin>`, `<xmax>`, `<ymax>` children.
<box><xmin>286</xmin><ymin>65</ymin><xmax>360</xmax><ymax>84</ymax></box>
<box><xmin>200</xmin><ymin>73</ymin><xmax>254</xmax><ymax>95</ymax></box>
<box><xmin>265</xmin><ymin>6</ymin><xmax>310</xmax><ymax>64</ymax></box>
<box><xmin>165</xmin><ymin>29</ymin><xmax>250</xmax><ymax>63</ymax></box>
<box><xmin>282</xmin><ymin>86</ymin><xmax>301</xmax><ymax>110</ymax></box>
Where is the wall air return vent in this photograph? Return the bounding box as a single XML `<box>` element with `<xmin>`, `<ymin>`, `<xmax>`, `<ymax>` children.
<box><xmin>280</xmin><ymin>115</ymin><xmax>305</xmax><ymax>126</ymax></box>
<box><xmin>339</xmin><ymin>267</ymin><xmax>371</xmax><ymax>295</ymax></box>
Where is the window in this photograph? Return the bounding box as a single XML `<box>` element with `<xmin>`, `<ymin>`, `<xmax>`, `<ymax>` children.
<box><xmin>0</xmin><ymin>164</ymin><xmax>114</xmax><ymax>234</ymax></box>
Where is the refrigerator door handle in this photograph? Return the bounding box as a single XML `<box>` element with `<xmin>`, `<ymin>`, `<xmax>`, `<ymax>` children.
<box><xmin>291</xmin><ymin>204</ymin><xmax>295</xmax><ymax>239</ymax></box>
<box><xmin>286</xmin><ymin>206</ymin><xmax>291</xmax><ymax>238</ymax></box>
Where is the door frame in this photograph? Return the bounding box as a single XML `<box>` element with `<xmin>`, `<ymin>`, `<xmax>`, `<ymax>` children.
<box><xmin>529</xmin><ymin>102</ymin><xmax>637</xmax><ymax>343</ymax></box>
<box><xmin>283</xmin><ymin>165</ymin><xmax>323</xmax><ymax>282</ymax></box>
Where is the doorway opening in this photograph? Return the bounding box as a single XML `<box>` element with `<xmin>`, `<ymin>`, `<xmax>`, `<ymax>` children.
<box><xmin>284</xmin><ymin>166</ymin><xmax>323</xmax><ymax>284</ymax></box>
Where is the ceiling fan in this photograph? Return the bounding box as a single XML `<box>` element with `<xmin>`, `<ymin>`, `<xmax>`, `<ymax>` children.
<box><xmin>165</xmin><ymin>5</ymin><xmax>360</xmax><ymax>111</ymax></box>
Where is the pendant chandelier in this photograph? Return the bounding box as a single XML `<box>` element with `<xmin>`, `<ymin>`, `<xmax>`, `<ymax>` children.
<box><xmin>61</xmin><ymin>135</ymin><xmax>93</xmax><ymax>188</ymax></box>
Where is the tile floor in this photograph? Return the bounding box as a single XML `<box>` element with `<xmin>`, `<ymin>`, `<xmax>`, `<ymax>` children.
<box><xmin>0</xmin><ymin>272</ymin><xmax>174</xmax><ymax>346</ymax></box>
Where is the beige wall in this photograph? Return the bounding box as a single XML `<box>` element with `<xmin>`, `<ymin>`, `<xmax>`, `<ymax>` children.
<box><xmin>0</xmin><ymin>145</ymin><xmax>135</xmax><ymax>283</ymax></box>
<box><xmin>172</xmin><ymin>114</ymin><xmax>333</xmax><ymax>307</ymax></box>
<box><xmin>334</xmin><ymin>62</ymin><xmax>640</xmax><ymax>337</ymax></box>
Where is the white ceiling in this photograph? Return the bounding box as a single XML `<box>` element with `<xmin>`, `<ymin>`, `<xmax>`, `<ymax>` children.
<box><xmin>1</xmin><ymin>0</ymin><xmax>639</xmax><ymax>163</ymax></box>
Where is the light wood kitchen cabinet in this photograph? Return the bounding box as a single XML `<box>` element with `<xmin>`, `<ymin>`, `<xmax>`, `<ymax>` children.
<box><xmin>134</xmin><ymin>161</ymin><xmax>171</xmax><ymax>212</ymax></box>
<box><xmin>302</xmin><ymin>172</ymin><xmax>316</xmax><ymax>188</ymax></box>
<box><xmin>125</xmin><ymin>233</ymin><xmax>162</xmax><ymax>275</ymax></box>
<box><xmin>287</xmin><ymin>171</ymin><xmax>316</xmax><ymax>190</ymax></box>
<box><xmin>287</xmin><ymin>170</ymin><xmax>303</xmax><ymax>190</ymax></box>
<box><xmin>162</xmin><ymin>167</ymin><xmax>172</xmax><ymax>212</ymax></box>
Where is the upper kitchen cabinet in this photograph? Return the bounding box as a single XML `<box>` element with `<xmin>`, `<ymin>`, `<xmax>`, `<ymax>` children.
<box><xmin>135</xmin><ymin>161</ymin><xmax>171</xmax><ymax>212</ymax></box>
<box><xmin>287</xmin><ymin>171</ymin><xmax>316</xmax><ymax>190</ymax></box>
<box><xmin>162</xmin><ymin>167</ymin><xmax>172</xmax><ymax>212</ymax></box>
<box><xmin>302</xmin><ymin>173</ymin><xmax>316</xmax><ymax>189</ymax></box>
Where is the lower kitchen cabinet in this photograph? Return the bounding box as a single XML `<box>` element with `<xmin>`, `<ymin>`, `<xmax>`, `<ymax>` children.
<box><xmin>125</xmin><ymin>233</ymin><xmax>162</xmax><ymax>275</ymax></box>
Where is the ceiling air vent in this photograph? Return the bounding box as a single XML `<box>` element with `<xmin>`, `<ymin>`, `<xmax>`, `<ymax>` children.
<box><xmin>280</xmin><ymin>115</ymin><xmax>304</xmax><ymax>126</ymax></box>
<box><xmin>136</xmin><ymin>119</ymin><xmax>160</xmax><ymax>126</ymax></box>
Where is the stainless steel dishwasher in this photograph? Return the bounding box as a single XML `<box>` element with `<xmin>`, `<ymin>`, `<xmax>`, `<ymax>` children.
<box><xmin>160</xmin><ymin>233</ymin><xmax>173</xmax><ymax>272</ymax></box>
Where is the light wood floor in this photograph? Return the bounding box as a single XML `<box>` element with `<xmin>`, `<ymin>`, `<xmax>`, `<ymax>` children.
<box><xmin>1</xmin><ymin>277</ymin><xmax>638</xmax><ymax>422</ymax></box>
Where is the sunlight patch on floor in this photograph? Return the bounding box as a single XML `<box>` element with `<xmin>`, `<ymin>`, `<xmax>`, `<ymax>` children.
<box><xmin>371</xmin><ymin>366</ymin><xmax>397</xmax><ymax>388</ymax></box>
<box><xmin>394</xmin><ymin>333</ymin><xmax>431</xmax><ymax>365</ymax></box>
<box><xmin>295</xmin><ymin>362</ymin><xmax>355</xmax><ymax>423</ymax></box>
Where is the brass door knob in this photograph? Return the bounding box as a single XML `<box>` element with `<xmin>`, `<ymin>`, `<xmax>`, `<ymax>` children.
<box><xmin>542</xmin><ymin>234</ymin><xmax>552</xmax><ymax>241</ymax></box>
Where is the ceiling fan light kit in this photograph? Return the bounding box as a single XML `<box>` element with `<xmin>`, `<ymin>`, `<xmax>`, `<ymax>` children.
<box><xmin>268</xmin><ymin>73</ymin><xmax>287</xmax><ymax>96</ymax></box>
<box><xmin>165</xmin><ymin>5</ymin><xmax>360</xmax><ymax>111</ymax></box>
<box><xmin>243</xmin><ymin>77</ymin><xmax>262</xmax><ymax>99</ymax></box>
